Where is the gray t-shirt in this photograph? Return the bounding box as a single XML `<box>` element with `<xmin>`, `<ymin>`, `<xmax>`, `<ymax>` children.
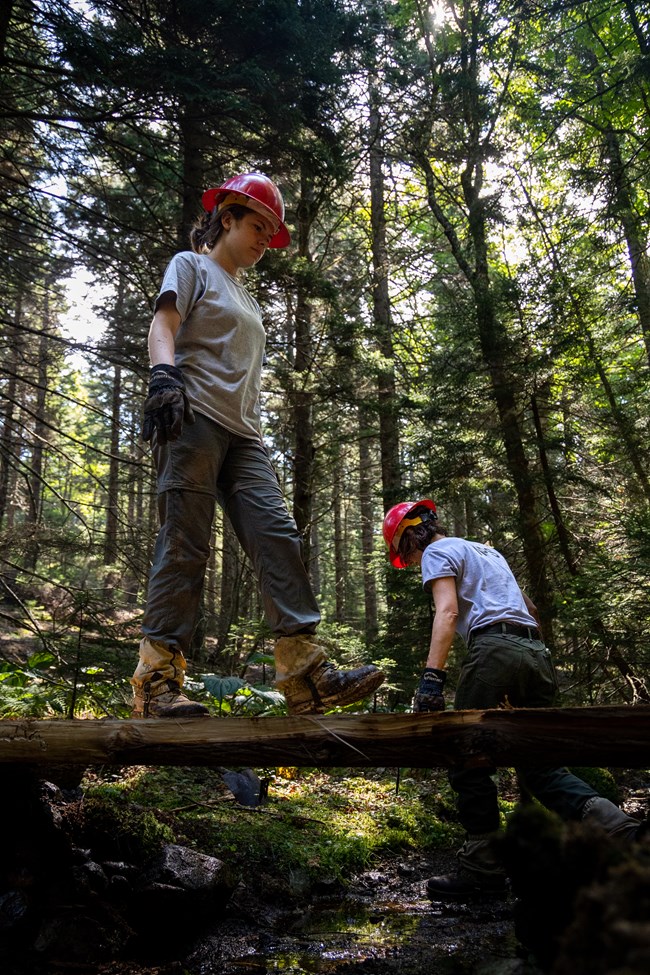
<box><xmin>156</xmin><ymin>251</ymin><xmax>265</xmax><ymax>439</ymax></box>
<box><xmin>420</xmin><ymin>536</ymin><xmax>537</xmax><ymax>643</ymax></box>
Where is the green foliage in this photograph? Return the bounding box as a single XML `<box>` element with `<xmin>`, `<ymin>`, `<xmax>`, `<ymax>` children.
<box><xmin>197</xmin><ymin>673</ymin><xmax>285</xmax><ymax>716</ymax></box>
<box><xmin>83</xmin><ymin>766</ymin><xmax>462</xmax><ymax>892</ymax></box>
<box><xmin>3</xmin><ymin>0</ymin><xmax>650</xmax><ymax>715</ymax></box>
<box><xmin>82</xmin><ymin>791</ymin><xmax>175</xmax><ymax>862</ymax></box>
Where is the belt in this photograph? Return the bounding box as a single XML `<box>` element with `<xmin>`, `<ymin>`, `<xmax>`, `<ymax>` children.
<box><xmin>470</xmin><ymin>622</ymin><xmax>540</xmax><ymax>643</ymax></box>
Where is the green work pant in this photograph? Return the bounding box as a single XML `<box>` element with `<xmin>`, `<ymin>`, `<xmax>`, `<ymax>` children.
<box><xmin>449</xmin><ymin>633</ymin><xmax>598</xmax><ymax>834</ymax></box>
<box><xmin>143</xmin><ymin>413</ymin><xmax>320</xmax><ymax>655</ymax></box>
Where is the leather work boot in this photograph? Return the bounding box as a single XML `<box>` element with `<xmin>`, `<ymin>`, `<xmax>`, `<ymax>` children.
<box><xmin>426</xmin><ymin>870</ymin><xmax>508</xmax><ymax>901</ymax></box>
<box><xmin>274</xmin><ymin>633</ymin><xmax>385</xmax><ymax>714</ymax></box>
<box><xmin>279</xmin><ymin>660</ymin><xmax>385</xmax><ymax>715</ymax></box>
<box><xmin>132</xmin><ymin>675</ymin><xmax>209</xmax><ymax>718</ymax></box>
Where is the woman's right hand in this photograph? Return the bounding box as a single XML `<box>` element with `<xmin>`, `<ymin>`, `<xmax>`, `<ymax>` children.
<box><xmin>142</xmin><ymin>364</ymin><xmax>195</xmax><ymax>443</ymax></box>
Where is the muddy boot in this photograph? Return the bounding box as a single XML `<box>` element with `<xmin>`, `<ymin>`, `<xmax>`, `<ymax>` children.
<box><xmin>274</xmin><ymin>634</ymin><xmax>385</xmax><ymax>714</ymax></box>
<box><xmin>426</xmin><ymin>869</ymin><xmax>508</xmax><ymax>900</ymax></box>
<box><xmin>581</xmin><ymin>797</ymin><xmax>640</xmax><ymax>842</ymax></box>
<box><xmin>131</xmin><ymin>637</ymin><xmax>208</xmax><ymax>718</ymax></box>
<box><xmin>427</xmin><ymin>832</ymin><xmax>508</xmax><ymax>900</ymax></box>
<box><xmin>132</xmin><ymin>674</ymin><xmax>209</xmax><ymax>718</ymax></box>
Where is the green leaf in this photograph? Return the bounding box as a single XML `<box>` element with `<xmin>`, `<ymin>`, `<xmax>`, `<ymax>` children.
<box><xmin>201</xmin><ymin>675</ymin><xmax>246</xmax><ymax>699</ymax></box>
<box><xmin>245</xmin><ymin>651</ymin><xmax>275</xmax><ymax>666</ymax></box>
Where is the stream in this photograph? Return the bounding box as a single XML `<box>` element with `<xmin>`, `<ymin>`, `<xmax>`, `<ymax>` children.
<box><xmin>183</xmin><ymin>856</ymin><xmax>543</xmax><ymax>975</ymax></box>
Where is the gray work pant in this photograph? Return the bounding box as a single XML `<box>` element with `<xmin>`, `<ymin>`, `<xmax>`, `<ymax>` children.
<box><xmin>142</xmin><ymin>413</ymin><xmax>320</xmax><ymax>654</ymax></box>
<box><xmin>449</xmin><ymin>633</ymin><xmax>598</xmax><ymax>834</ymax></box>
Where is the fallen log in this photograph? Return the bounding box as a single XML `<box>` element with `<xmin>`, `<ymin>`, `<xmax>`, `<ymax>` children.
<box><xmin>0</xmin><ymin>706</ymin><xmax>649</xmax><ymax>769</ymax></box>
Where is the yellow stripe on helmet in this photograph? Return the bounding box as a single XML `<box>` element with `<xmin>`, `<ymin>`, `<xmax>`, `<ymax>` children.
<box><xmin>390</xmin><ymin>514</ymin><xmax>424</xmax><ymax>552</ymax></box>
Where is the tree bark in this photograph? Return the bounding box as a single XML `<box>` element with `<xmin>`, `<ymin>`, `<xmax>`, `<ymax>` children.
<box><xmin>530</xmin><ymin>389</ymin><xmax>577</xmax><ymax>576</ymax></box>
<box><xmin>1</xmin><ymin>707</ymin><xmax>648</xmax><ymax>769</ymax></box>
<box><xmin>587</xmin><ymin>53</ymin><xmax>650</xmax><ymax>367</ymax></box>
<box><xmin>0</xmin><ymin>294</ymin><xmax>21</xmax><ymax>530</ymax></box>
<box><xmin>368</xmin><ymin>73</ymin><xmax>401</xmax><ymax>510</ymax></box>
<box><xmin>333</xmin><ymin>451</ymin><xmax>345</xmax><ymax>622</ymax></box>
<box><xmin>0</xmin><ymin>0</ymin><xmax>15</xmax><ymax>65</ymax></box>
<box><xmin>358</xmin><ymin>405</ymin><xmax>378</xmax><ymax>645</ymax></box>
<box><xmin>213</xmin><ymin>512</ymin><xmax>240</xmax><ymax>660</ymax></box>
<box><xmin>291</xmin><ymin>165</ymin><xmax>317</xmax><ymax>567</ymax></box>
<box><xmin>104</xmin><ymin>360</ymin><xmax>122</xmax><ymax>565</ymax></box>
<box><xmin>24</xmin><ymin>294</ymin><xmax>51</xmax><ymax>570</ymax></box>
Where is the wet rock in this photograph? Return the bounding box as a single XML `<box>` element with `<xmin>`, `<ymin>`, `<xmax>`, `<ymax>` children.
<box><xmin>397</xmin><ymin>861</ymin><xmax>417</xmax><ymax>877</ymax></box>
<box><xmin>33</xmin><ymin>901</ymin><xmax>133</xmax><ymax>964</ymax></box>
<box><xmin>72</xmin><ymin>859</ymin><xmax>109</xmax><ymax>894</ymax></box>
<box><xmin>145</xmin><ymin>843</ymin><xmax>233</xmax><ymax>893</ymax></box>
<box><xmin>109</xmin><ymin>873</ymin><xmax>131</xmax><ymax>896</ymax></box>
<box><xmin>0</xmin><ymin>891</ymin><xmax>29</xmax><ymax>932</ymax></box>
<box><xmin>70</xmin><ymin>844</ymin><xmax>92</xmax><ymax>864</ymax></box>
<box><xmin>103</xmin><ymin>860</ymin><xmax>138</xmax><ymax>878</ymax></box>
<box><xmin>128</xmin><ymin>843</ymin><xmax>237</xmax><ymax>938</ymax></box>
<box><xmin>312</xmin><ymin>875</ymin><xmax>344</xmax><ymax>896</ymax></box>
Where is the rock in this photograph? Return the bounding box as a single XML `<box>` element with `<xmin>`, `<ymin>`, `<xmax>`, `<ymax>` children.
<box><xmin>146</xmin><ymin>843</ymin><xmax>233</xmax><ymax>893</ymax></box>
<box><xmin>0</xmin><ymin>891</ymin><xmax>29</xmax><ymax>932</ymax></box>
<box><xmin>72</xmin><ymin>860</ymin><xmax>109</xmax><ymax>894</ymax></box>
<box><xmin>129</xmin><ymin>843</ymin><xmax>238</xmax><ymax>939</ymax></box>
<box><xmin>33</xmin><ymin>903</ymin><xmax>133</xmax><ymax>964</ymax></box>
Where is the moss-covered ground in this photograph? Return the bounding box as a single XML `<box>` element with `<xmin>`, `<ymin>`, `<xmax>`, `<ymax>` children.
<box><xmin>80</xmin><ymin>765</ymin><xmax>474</xmax><ymax>894</ymax></box>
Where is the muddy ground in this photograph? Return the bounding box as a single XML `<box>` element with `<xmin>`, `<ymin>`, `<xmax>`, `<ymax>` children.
<box><xmin>181</xmin><ymin>851</ymin><xmax>538</xmax><ymax>975</ymax></box>
<box><xmin>26</xmin><ymin>852</ymin><xmax>540</xmax><ymax>975</ymax></box>
<box><xmin>3</xmin><ymin>776</ymin><xmax>649</xmax><ymax>975</ymax></box>
<box><xmin>2</xmin><ymin>843</ymin><xmax>538</xmax><ymax>975</ymax></box>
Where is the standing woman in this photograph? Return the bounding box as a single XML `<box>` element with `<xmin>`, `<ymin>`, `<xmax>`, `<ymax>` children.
<box><xmin>132</xmin><ymin>173</ymin><xmax>384</xmax><ymax>718</ymax></box>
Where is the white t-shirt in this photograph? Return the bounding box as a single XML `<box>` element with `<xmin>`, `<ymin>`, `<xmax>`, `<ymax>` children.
<box><xmin>420</xmin><ymin>536</ymin><xmax>537</xmax><ymax>643</ymax></box>
<box><xmin>156</xmin><ymin>251</ymin><xmax>265</xmax><ymax>439</ymax></box>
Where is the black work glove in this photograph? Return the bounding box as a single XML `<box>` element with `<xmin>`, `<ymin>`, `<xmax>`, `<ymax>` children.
<box><xmin>413</xmin><ymin>668</ymin><xmax>446</xmax><ymax>712</ymax></box>
<box><xmin>142</xmin><ymin>364</ymin><xmax>196</xmax><ymax>444</ymax></box>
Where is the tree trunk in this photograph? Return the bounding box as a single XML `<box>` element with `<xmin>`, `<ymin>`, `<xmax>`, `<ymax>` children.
<box><xmin>419</xmin><ymin>181</ymin><xmax>555</xmax><ymax>638</ymax></box>
<box><xmin>413</xmin><ymin>5</ymin><xmax>555</xmax><ymax>641</ymax></box>
<box><xmin>179</xmin><ymin>107</ymin><xmax>208</xmax><ymax>251</ymax></box>
<box><xmin>25</xmin><ymin>296</ymin><xmax>51</xmax><ymax>570</ymax></box>
<box><xmin>1</xmin><ymin>707</ymin><xmax>648</xmax><ymax>769</ymax></box>
<box><xmin>104</xmin><ymin>281</ymin><xmax>127</xmax><ymax>565</ymax></box>
<box><xmin>291</xmin><ymin>166</ymin><xmax>316</xmax><ymax>568</ymax></box>
<box><xmin>0</xmin><ymin>294</ymin><xmax>21</xmax><ymax>529</ymax></box>
<box><xmin>589</xmin><ymin>56</ymin><xmax>650</xmax><ymax>366</ymax></box>
<box><xmin>518</xmin><ymin>177</ymin><xmax>650</xmax><ymax>502</ymax></box>
<box><xmin>358</xmin><ymin>405</ymin><xmax>378</xmax><ymax>645</ymax></box>
<box><xmin>530</xmin><ymin>389</ymin><xmax>577</xmax><ymax>576</ymax></box>
<box><xmin>369</xmin><ymin>74</ymin><xmax>401</xmax><ymax>510</ymax></box>
<box><xmin>0</xmin><ymin>0</ymin><xmax>16</xmax><ymax>65</ymax></box>
<box><xmin>214</xmin><ymin>512</ymin><xmax>239</xmax><ymax>660</ymax></box>
<box><xmin>104</xmin><ymin>362</ymin><xmax>122</xmax><ymax>565</ymax></box>
<box><xmin>333</xmin><ymin>451</ymin><xmax>345</xmax><ymax>622</ymax></box>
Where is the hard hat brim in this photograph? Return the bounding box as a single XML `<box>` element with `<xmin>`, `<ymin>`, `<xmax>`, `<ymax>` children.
<box><xmin>202</xmin><ymin>186</ymin><xmax>291</xmax><ymax>249</ymax></box>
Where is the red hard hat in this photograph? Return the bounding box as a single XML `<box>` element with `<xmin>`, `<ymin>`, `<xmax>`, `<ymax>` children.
<box><xmin>383</xmin><ymin>499</ymin><xmax>437</xmax><ymax>568</ymax></box>
<box><xmin>202</xmin><ymin>172</ymin><xmax>290</xmax><ymax>248</ymax></box>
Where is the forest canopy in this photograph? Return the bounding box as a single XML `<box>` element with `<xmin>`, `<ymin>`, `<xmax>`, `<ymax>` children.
<box><xmin>1</xmin><ymin>0</ymin><xmax>649</xmax><ymax>716</ymax></box>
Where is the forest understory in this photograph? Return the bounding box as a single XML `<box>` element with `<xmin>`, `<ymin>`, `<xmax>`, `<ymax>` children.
<box><xmin>1</xmin><ymin>757</ymin><xmax>648</xmax><ymax>975</ymax></box>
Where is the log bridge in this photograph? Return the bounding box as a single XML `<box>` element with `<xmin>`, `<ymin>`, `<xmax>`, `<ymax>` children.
<box><xmin>0</xmin><ymin>706</ymin><xmax>649</xmax><ymax>769</ymax></box>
